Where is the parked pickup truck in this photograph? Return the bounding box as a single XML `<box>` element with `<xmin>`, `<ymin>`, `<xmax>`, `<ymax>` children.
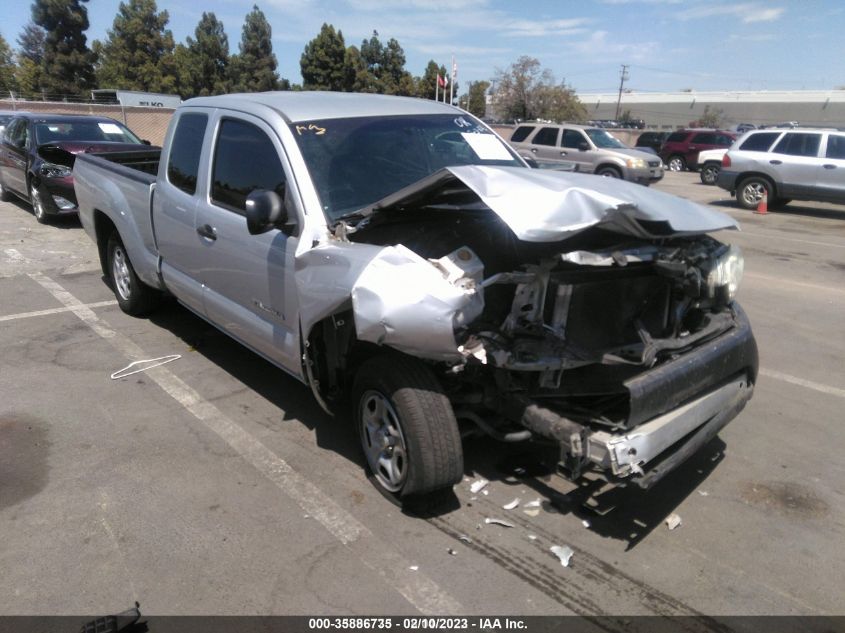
<box><xmin>74</xmin><ymin>92</ymin><xmax>758</xmax><ymax>503</ymax></box>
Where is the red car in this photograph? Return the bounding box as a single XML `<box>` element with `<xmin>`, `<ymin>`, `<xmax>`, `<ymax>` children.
<box><xmin>659</xmin><ymin>129</ymin><xmax>736</xmax><ymax>172</ymax></box>
<box><xmin>0</xmin><ymin>113</ymin><xmax>151</xmax><ymax>224</ymax></box>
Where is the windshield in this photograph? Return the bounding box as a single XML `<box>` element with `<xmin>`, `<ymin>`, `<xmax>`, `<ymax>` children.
<box><xmin>35</xmin><ymin>120</ymin><xmax>142</xmax><ymax>145</ymax></box>
<box><xmin>585</xmin><ymin>128</ymin><xmax>628</xmax><ymax>149</ymax></box>
<box><xmin>290</xmin><ymin>114</ymin><xmax>522</xmax><ymax>221</ymax></box>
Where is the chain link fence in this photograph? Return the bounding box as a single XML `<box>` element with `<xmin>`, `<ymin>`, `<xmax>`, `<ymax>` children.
<box><xmin>0</xmin><ymin>99</ymin><xmax>174</xmax><ymax>146</ymax></box>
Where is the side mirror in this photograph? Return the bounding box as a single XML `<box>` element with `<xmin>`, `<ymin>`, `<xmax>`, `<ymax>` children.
<box><xmin>578</xmin><ymin>141</ymin><xmax>590</xmax><ymax>151</ymax></box>
<box><xmin>245</xmin><ymin>189</ymin><xmax>287</xmax><ymax>235</ymax></box>
<box><xmin>141</xmin><ymin>139</ymin><xmax>152</xmax><ymax>146</ymax></box>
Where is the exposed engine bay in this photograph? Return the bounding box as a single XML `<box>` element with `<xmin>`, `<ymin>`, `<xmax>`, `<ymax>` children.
<box><xmin>298</xmin><ymin>167</ymin><xmax>757</xmax><ymax>487</ymax></box>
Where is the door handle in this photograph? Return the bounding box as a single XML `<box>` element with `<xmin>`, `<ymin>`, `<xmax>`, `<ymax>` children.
<box><xmin>197</xmin><ymin>224</ymin><xmax>217</xmax><ymax>240</ymax></box>
<box><xmin>560</xmin><ymin>151</ymin><xmax>568</xmax><ymax>156</ymax></box>
<box><xmin>769</xmin><ymin>160</ymin><xmax>782</xmax><ymax>165</ymax></box>
<box><xmin>530</xmin><ymin>148</ymin><xmax>538</xmax><ymax>153</ymax></box>
<box><xmin>823</xmin><ymin>164</ymin><xmax>837</xmax><ymax>169</ymax></box>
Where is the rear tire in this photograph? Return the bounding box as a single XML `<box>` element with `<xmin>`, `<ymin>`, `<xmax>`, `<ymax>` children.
<box><xmin>107</xmin><ymin>232</ymin><xmax>161</xmax><ymax>316</ymax></box>
<box><xmin>352</xmin><ymin>354</ymin><xmax>463</xmax><ymax>500</ymax></box>
<box><xmin>30</xmin><ymin>183</ymin><xmax>48</xmax><ymax>224</ymax></box>
<box><xmin>700</xmin><ymin>163</ymin><xmax>720</xmax><ymax>185</ymax></box>
<box><xmin>736</xmin><ymin>176</ymin><xmax>774</xmax><ymax>210</ymax></box>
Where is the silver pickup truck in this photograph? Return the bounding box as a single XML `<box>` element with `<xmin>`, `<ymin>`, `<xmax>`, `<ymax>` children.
<box><xmin>74</xmin><ymin>92</ymin><xmax>758</xmax><ymax>503</ymax></box>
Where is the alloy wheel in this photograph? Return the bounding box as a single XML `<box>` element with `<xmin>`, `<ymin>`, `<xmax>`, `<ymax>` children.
<box><xmin>359</xmin><ymin>390</ymin><xmax>408</xmax><ymax>493</ymax></box>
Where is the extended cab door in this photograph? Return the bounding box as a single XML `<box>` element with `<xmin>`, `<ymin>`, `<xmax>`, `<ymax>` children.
<box><xmin>818</xmin><ymin>133</ymin><xmax>845</xmax><ymax>203</ymax></box>
<box><xmin>153</xmin><ymin>110</ymin><xmax>211</xmax><ymax>316</ymax></box>
<box><xmin>193</xmin><ymin>113</ymin><xmax>302</xmax><ymax>376</ymax></box>
<box><xmin>561</xmin><ymin>128</ymin><xmax>595</xmax><ymax>173</ymax></box>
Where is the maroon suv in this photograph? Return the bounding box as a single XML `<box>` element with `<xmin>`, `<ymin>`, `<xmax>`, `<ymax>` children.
<box><xmin>659</xmin><ymin>129</ymin><xmax>736</xmax><ymax>172</ymax></box>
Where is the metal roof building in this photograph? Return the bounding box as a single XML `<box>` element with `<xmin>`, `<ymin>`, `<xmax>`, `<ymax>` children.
<box><xmin>578</xmin><ymin>90</ymin><xmax>845</xmax><ymax>129</ymax></box>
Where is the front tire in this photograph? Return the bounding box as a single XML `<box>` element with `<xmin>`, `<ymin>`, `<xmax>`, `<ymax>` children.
<box><xmin>595</xmin><ymin>166</ymin><xmax>621</xmax><ymax>178</ymax></box>
<box><xmin>30</xmin><ymin>183</ymin><xmax>48</xmax><ymax>224</ymax></box>
<box><xmin>737</xmin><ymin>176</ymin><xmax>774</xmax><ymax>210</ymax></box>
<box><xmin>352</xmin><ymin>354</ymin><xmax>463</xmax><ymax>500</ymax></box>
<box><xmin>667</xmin><ymin>155</ymin><xmax>686</xmax><ymax>172</ymax></box>
<box><xmin>700</xmin><ymin>163</ymin><xmax>720</xmax><ymax>185</ymax></box>
<box><xmin>107</xmin><ymin>232</ymin><xmax>161</xmax><ymax>316</ymax></box>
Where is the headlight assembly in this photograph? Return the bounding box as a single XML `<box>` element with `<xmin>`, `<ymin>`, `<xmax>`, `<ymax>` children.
<box><xmin>706</xmin><ymin>244</ymin><xmax>744</xmax><ymax>302</ymax></box>
<box><xmin>40</xmin><ymin>163</ymin><xmax>72</xmax><ymax>178</ymax></box>
<box><xmin>626</xmin><ymin>158</ymin><xmax>647</xmax><ymax>169</ymax></box>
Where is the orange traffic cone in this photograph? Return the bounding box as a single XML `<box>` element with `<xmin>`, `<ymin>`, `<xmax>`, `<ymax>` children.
<box><xmin>754</xmin><ymin>190</ymin><xmax>768</xmax><ymax>215</ymax></box>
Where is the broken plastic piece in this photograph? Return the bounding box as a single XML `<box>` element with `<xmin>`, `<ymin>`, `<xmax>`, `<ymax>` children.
<box><xmin>698</xmin><ymin>490</ymin><xmax>709</xmax><ymax>496</ymax></box>
<box><xmin>110</xmin><ymin>354</ymin><xmax>181</xmax><ymax>379</ymax></box>
<box><xmin>485</xmin><ymin>518</ymin><xmax>515</xmax><ymax>528</ymax></box>
<box><xmin>482</xmin><ymin>490</ymin><xmax>489</xmax><ymax>496</ymax></box>
<box><xmin>447</xmin><ymin>548</ymin><xmax>457</xmax><ymax>556</ymax></box>
<box><xmin>524</xmin><ymin>499</ymin><xmax>542</xmax><ymax>508</ymax></box>
<box><xmin>550</xmin><ymin>545</ymin><xmax>574</xmax><ymax>567</ymax></box>
<box><xmin>503</xmin><ymin>498</ymin><xmax>520</xmax><ymax>510</ymax></box>
<box><xmin>527</xmin><ymin>534</ymin><xmax>538</xmax><ymax>541</ymax></box>
<box><xmin>665</xmin><ymin>513</ymin><xmax>682</xmax><ymax>530</ymax></box>
<box><xmin>582</xmin><ymin>519</ymin><xmax>591</xmax><ymax>528</ymax></box>
<box><xmin>523</xmin><ymin>508</ymin><xmax>540</xmax><ymax>517</ymax></box>
<box><xmin>458</xmin><ymin>535</ymin><xmax>472</xmax><ymax>544</ymax></box>
<box><xmin>409</xmin><ymin>565</ymin><xmax>419</xmax><ymax>571</ymax></box>
<box><xmin>469</xmin><ymin>478</ymin><xmax>489</xmax><ymax>494</ymax></box>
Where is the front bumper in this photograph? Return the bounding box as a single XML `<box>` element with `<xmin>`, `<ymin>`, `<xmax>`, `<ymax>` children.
<box><xmin>629</xmin><ymin>165</ymin><xmax>664</xmax><ymax>185</ymax></box>
<box><xmin>39</xmin><ymin>177</ymin><xmax>79</xmax><ymax>216</ymax></box>
<box><xmin>509</xmin><ymin>306</ymin><xmax>757</xmax><ymax>487</ymax></box>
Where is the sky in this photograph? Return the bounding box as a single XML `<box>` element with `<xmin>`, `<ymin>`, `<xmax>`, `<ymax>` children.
<box><xmin>2</xmin><ymin>0</ymin><xmax>845</xmax><ymax>95</ymax></box>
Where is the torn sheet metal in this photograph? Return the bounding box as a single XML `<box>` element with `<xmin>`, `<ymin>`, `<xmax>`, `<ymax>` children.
<box><xmin>360</xmin><ymin>165</ymin><xmax>737</xmax><ymax>243</ymax></box>
<box><xmin>484</xmin><ymin>518</ymin><xmax>515</xmax><ymax>528</ymax></box>
<box><xmin>296</xmin><ymin>242</ymin><xmax>482</xmax><ymax>360</ymax></box>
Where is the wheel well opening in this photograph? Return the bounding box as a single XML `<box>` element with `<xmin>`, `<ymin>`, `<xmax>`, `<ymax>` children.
<box><xmin>93</xmin><ymin>210</ymin><xmax>118</xmax><ymax>276</ymax></box>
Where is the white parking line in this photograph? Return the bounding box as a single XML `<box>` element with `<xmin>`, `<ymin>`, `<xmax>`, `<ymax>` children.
<box><xmin>17</xmin><ymin>255</ymin><xmax>462</xmax><ymax>615</ymax></box>
<box><xmin>760</xmin><ymin>368</ymin><xmax>845</xmax><ymax>400</ymax></box>
<box><xmin>0</xmin><ymin>300</ymin><xmax>117</xmax><ymax>322</ymax></box>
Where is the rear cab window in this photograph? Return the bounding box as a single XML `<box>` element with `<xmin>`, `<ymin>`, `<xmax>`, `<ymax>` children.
<box><xmin>211</xmin><ymin>118</ymin><xmax>287</xmax><ymax>214</ymax></box>
<box><xmin>739</xmin><ymin>132</ymin><xmax>780</xmax><ymax>152</ymax></box>
<box><xmin>167</xmin><ymin>113</ymin><xmax>209</xmax><ymax>195</ymax></box>
<box><xmin>510</xmin><ymin>126</ymin><xmax>535</xmax><ymax>143</ymax></box>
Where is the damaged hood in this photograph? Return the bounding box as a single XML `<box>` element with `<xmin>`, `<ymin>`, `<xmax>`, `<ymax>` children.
<box><xmin>360</xmin><ymin>165</ymin><xmax>738</xmax><ymax>242</ymax></box>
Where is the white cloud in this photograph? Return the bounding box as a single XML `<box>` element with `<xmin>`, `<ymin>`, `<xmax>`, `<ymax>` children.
<box><xmin>504</xmin><ymin>18</ymin><xmax>590</xmax><ymax>38</ymax></box>
<box><xmin>676</xmin><ymin>3</ymin><xmax>785</xmax><ymax>23</ymax></box>
<box><xmin>345</xmin><ymin>0</ymin><xmax>489</xmax><ymax>10</ymax></box>
<box><xmin>570</xmin><ymin>30</ymin><xmax>659</xmax><ymax>62</ymax></box>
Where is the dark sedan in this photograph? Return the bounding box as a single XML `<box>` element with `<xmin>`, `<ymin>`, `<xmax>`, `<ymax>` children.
<box><xmin>0</xmin><ymin>113</ymin><xmax>149</xmax><ymax>223</ymax></box>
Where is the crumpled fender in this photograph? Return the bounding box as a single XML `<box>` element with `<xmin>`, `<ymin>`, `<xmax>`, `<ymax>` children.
<box><xmin>296</xmin><ymin>242</ymin><xmax>482</xmax><ymax>360</ymax></box>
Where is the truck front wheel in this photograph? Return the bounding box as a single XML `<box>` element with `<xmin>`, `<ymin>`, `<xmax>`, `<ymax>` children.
<box><xmin>107</xmin><ymin>232</ymin><xmax>161</xmax><ymax>316</ymax></box>
<box><xmin>352</xmin><ymin>354</ymin><xmax>463</xmax><ymax>500</ymax></box>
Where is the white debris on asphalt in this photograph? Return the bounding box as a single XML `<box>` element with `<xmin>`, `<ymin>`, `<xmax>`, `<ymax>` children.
<box><xmin>514</xmin><ymin>467</ymin><xmax>526</xmax><ymax>475</ymax></box>
<box><xmin>527</xmin><ymin>534</ymin><xmax>538</xmax><ymax>541</ymax></box>
<box><xmin>698</xmin><ymin>490</ymin><xmax>709</xmax><ymax>496</ymax></box>
<box><xmin>485</xmin><ymin>518</ymin><xmax>515</xmax><ymax>528</ymax></box>
<box><xmin>448</xmin><ymin>548</ymin><xmax>457</xmax><ymax>556</ymax></box>
<box><xmin>665</xmin><ymin>513</ymin><xmax>682</xmax><ymax>530</ymax></box>
<box><xmin>581</xmin><ymin>519</ymin><xmax>591</xmax><ymax>528</ymax></box>
<box><xmin>550</xmin><ymin>545</ymin><xmax>574</xmax><ymax>567</ymax></box>
<box><xmin>524</xmin><ymin>499</ymin><xmax>542</xmax><ymax>507</ymax></box>
<box><xmin>409</xmin><ymin>566</ymin><xmax>419</xmax><ymax>571</ymax></box>
<box><xmin>458</xmin><ymin>535</ymin><xmax>472</xmax><ymax>544</ymax></box>
<box><xmin>110</xmin><ymin>354</ymin><xmax>181</xmax><ymax>380</ymax></box>
<box><xmin>503</xmin><ymin>498</ymin><xmax>520</xmax><ymax>510</ymax></box>
<box><xmin>469</xmin><ymin>478</ymin><xmax>489</xmax><ymax>494</ymax></box>
<box><xmin>523</xmin><ymin>498</ymin><xmax>542</xmax><ymax>517</ymax></box>
<box><xmin>482</xmin><ymin>490</ymin><xmax>489</xmax><ymax>496</ymax></box>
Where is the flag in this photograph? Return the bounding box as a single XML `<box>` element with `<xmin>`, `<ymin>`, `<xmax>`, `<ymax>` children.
<box><xmin>437</xmin><ymin>74</ymin><xmax>448</xmax><ymax>88</ymax></box>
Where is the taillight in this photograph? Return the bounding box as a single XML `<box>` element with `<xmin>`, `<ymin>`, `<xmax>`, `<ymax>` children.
<box><xmin>722</xmin><ymin>153</ymin><xmax>731</xmax><ymax>167</ymax></box>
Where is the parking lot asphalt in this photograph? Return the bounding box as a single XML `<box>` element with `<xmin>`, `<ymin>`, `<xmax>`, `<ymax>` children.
<box><xmin>1</xmin><ymin>172</ymin><xmax>843</xmax><ymax>617</ymax></box>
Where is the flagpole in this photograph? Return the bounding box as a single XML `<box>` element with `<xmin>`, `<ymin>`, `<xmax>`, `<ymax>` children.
<box><xmin>435</xmin><ymin>77</ymin><xmax>439</xmax><ymax>102</ymax></box>
<box><xmin>449</xmin><ymin>55</ymin><xmax>454</xmax><ymax>105</ymax></box>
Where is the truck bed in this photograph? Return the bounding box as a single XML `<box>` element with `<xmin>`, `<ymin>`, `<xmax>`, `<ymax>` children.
<box><xmin>79</xmin><ymin>148</ymin><xmax>161</xmax><ymax>183</ymax></box>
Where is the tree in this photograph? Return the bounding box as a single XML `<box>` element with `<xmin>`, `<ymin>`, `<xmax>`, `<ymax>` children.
<box><xmin>690</xmin><ymin>105</ymin><xmax>726</xmax><ymax>128</ymax></box>
<box><xmin>467</xmin><ymin>80</ymin><xmax>490</xmax><ymax>118</ymax></box>
<box><xmin>300</xmin><ymin>23</ymin><xmax>347</xmax><ymax>91</ymax></box>
<box><xmin>354</xmin><ymin>31</ymin><xmax>413</xmax><ymax>95</ymax></box>
<box><xmin>492</xmin><ymin>56</ymin><xmax>585</xmax><ymax>122</ymax></box>
<box><xmin>417</xmin><ymin>60</ymin><xmax>439</xmax><ymax>100</ymax></box>
<box><xmin>229</xmin><ymin>5</ymin><xmax>281</xmax><ymax>92</ymax></box>
<box><xmin>0</xmin><ymin>35</ymin><xmax>17</xmax><ymax>95</ymax></box>
<box><xmin>32</xmin><ymin>0</ymin><xmax>95</xmax><ymax>98</ymax></box>
<box><xmin>179</xmin><ymin>12</ymin><xmax>230</xmax><ymax>98</ymax></box>
<box><xmin>94</xmin><ymin>0</ymin><xmax>178</xmax><ymax>93</ymax></box>
<box><xmin>17</xmin><ymin>22</ymin><xmax>46</xmax><ymax>64</ymax></box>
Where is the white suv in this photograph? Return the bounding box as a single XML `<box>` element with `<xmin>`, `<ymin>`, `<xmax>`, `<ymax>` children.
<box><xmin>717</xmin><ymin>129</ymin><xmax>845</xmax><ymax>209</ymax></box>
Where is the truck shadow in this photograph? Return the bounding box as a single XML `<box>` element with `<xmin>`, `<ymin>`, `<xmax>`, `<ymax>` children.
<box><xmin>421</xmin><ymin>434</ymin><xmax>727</xmax><ymax>550</ymax></box>
<box><xmin>5</xmin><ymin>197</ymin><xmax>83</xmax><ymax>229</ymax></box>
<box><xmin>147</xmin><ymin>302</ymin><xmax>363</xmax><ymax>468</ymax></box>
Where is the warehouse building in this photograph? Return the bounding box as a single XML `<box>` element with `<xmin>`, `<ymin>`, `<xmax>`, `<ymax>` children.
<box><xmin>578</xmin><ymin>90</ymin><xmax>845</xmax><ymax>130</ymax></box>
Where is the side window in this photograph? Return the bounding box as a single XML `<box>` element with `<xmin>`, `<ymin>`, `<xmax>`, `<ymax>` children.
<box><xmin>561</xmin><ymin>129</ymin><xmax>586</xmax><ymax>149</ymax></box>
<box><xmin>211</xmin><ymin>118</ymin><xmax>286</xmax><ymax>213</ymax></box>
<box><xmin>772</xmin><ymin>133</ymin><xmax>822</xmax><ymax>157</ymax></box>
<box><xmin>666</xmin><ymin>132</ymin><xmax>687</xmax><ymax>143</ymax></box>
<box><xmin>691</xmin><ymin>133</ymin><xmax>716</xmax><ymax>144</ymax></box>
<box><xmin>510</xmin><ymin>126</ymin><xmax>535</xmax><ymax>143</ymax></box>
<box><xmin>532</xmin><ymin>127</ymin><xmax>559</xmax><ymax>147</ymax></box>
<box><xmin>167</xmin><ymin>113</ymin><xmax>208</xmax><ymax>195</ymax></box>
<box><xmin>7</xmin><ymin>119</ymin><xmax>27</xmax><ymax>147</ymax></box>
<box><xmin>739</xmin><ymin>132</ymin><xmax>780</xmax><ymax>152</ymax></box>
<box><xmin>825</xmin><ymin>135</ymin><xmax>845</xmax><ymax>159</ymax></box>
<box><xmin>714</xmin><ymin>135</ymin><xmax>734</xmax><ymax>145</ymax></box>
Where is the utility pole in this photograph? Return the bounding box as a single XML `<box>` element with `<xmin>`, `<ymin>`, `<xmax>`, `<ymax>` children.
<box><xmin>614</xmin><ymin>64</ymin><xmax>629</xmax><ymax>121</ymax></box>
